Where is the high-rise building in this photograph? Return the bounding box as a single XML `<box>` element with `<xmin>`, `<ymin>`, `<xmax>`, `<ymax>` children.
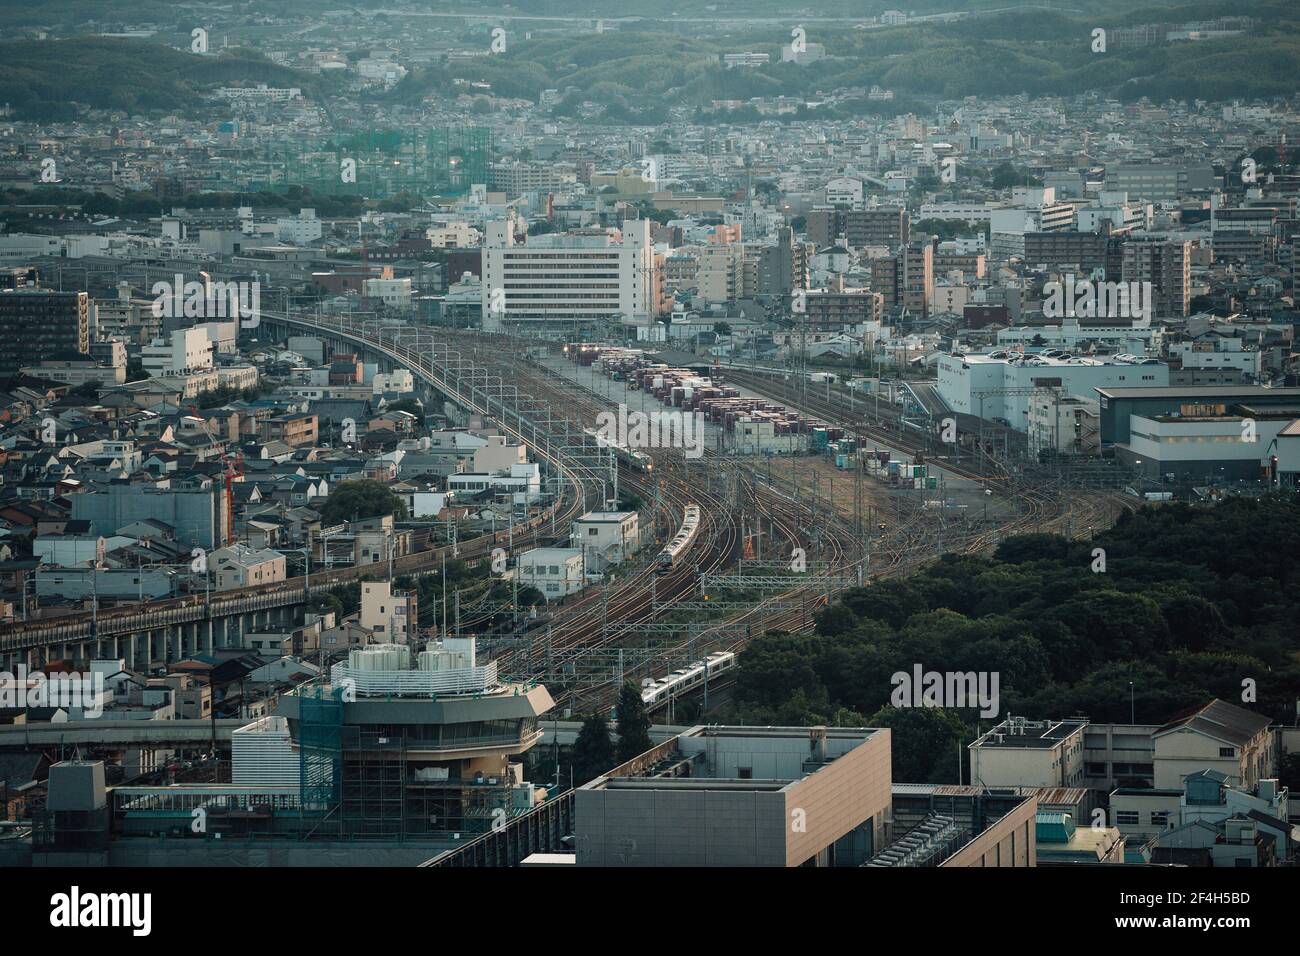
<box><xmin>0</xmin><ymin>288</ymin><xmax>90</xmax><ymax>373</ymax></box>
<box><xmin>871</xmin><ymin>242</ymin><xmax>933</xmax><ymax>317</ymax></box>
<box><xmin>1121</xmin><ymin>238</ymin><xmax>1191</xmax><ymax>317</ymax></box>
<box><xmin>757</xmin><ymin>226</ymin><xmax>811</xmax><ymax>296</ymax></box>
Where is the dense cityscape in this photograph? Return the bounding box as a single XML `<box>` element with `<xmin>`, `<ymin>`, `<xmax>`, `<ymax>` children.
<box><xmin>0</xmin><ymin>0</ymin><xmax>1296</xmax><ymax>923</ymax></box>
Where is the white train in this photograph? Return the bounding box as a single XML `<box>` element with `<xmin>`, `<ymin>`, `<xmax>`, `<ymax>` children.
<box><xmin>640</xmin><ymin>651</ymin><xmax>736</xmax><ymax>706</ymax></box>
<box><xmin>656</xmin><ymin>503</ymin><xmax>701</xmax><ymax>570</ymax></box>
<box><xmin>583</xmin><ymin>428</ymin><xmax>654</xmax><ymax>473</ymax></box>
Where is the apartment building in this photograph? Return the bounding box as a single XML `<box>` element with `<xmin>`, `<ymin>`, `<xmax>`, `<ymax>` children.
<box><xmin>870</xmin><ymin>242</ymin><xmax>932</xmax><ymax>317</ymax></box>
<box><xmin>808</xmin><ymin>207</ymin><xmax>909</xmax><ymax>250</ymax></box>
<box><xmin>360</xmin><ymin>580</ymin><xmax>419</xmax><ymax>642</ymax></box>
<box><xmin>1121</xmin><ymin>238</ymin><xmax>1191</xmax><ymax>317</ymax></box>
<box><xmin>259</xmin><ymin>412</ymin><xmax>319</xmax><ymax>447</ymax></box>
<box><xmin>0</xmin><ymin>289</ymin><xmax>90</xmax><ymax>374</ymax></box>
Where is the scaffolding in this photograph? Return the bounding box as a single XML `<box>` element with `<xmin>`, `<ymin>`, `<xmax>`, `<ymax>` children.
<box><xmin>298</xmin><ymin>684</ymin><xmax>344</xmax><ymax>835</ymax></box>
<box><xmin>254</xmin><ymin>127</ymin><xmax>494</xmax><ymax>198</ymax></box>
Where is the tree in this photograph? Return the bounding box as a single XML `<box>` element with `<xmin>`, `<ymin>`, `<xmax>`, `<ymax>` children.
<box><xmin>616</xmin><ymin>681</ymin><xmax>652</xmax><ymax>762</ymax></box>
<box><xmin>1279</xmin><ymin>753</ymin><xmax>1300</xmax><ymax>794</ymax></box>
<box><xmin>572</xmin><ymin>714</ymin><xmax>617</xmax><ymax>785</ymax></box>
<box><xmin>318</xmin><ymin>479</ymin><xmax>408</xmax><ymax>526</ymax></box>
<box><xmin>866</xmin><ymin>705</ymin><xmax>971</xmax><ymax>784</ymax></box>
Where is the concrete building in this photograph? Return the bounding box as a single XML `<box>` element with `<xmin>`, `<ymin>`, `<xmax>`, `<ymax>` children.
<box><xmin>570</xmin><ymin>510</ymin><xmax>640</xmax><ymax>568</ymax></box>
<box><xmin>141</xmin><ymin>327</ymin><xmax>214</xmax><ymax>377</ymax></box>
<box><xmin>210</xmin><ymin>543</ymin><xmax>287</xmax><ymax>590</ymax></box>
<box><xmin>447</xmin><ymin>462</ymin><xmax>542</xmax><ymax>504</ymax></box>
<box><xmin>0</xmin><ymin>289</ymin><xmax>90</xmax><ymax>374</ymax></box>
<box><xmin>363</xmin><ymin>277</ymin><xmax>413</xmax><ymax>310</ymax></box>
<box><xmin>359</xmin><ymin>580</ymin><xmax>419</xmax><ymax>643</ymax></box>
<box><xmin>1026</xmin><ymin>391</ymin><xmax>1100</xmax><ymax>456</ymax></box>
<box><xmin>870</xmin><ymin>242</ymin><xmax>932</xmax><ymax>316</ymax></box>
<box><xmin>938</xmin><ymin>353</ymin><xmax>1169</xmax><ymax>430</ymax></box>
<box><xmin>516</xmin><ymin>547</ymin><xmax>586</xmax><ymax>599</ymax></box>
<box><xmin>575</xmin><ymin>726</ymin><xmax>891</xmax><ymax>867</ymax></box>
<box><xmin>276</xmin><ymin>208</ymin><xmax>322</xmax><ymax>245</ymax></box>
<box><xmin>969</xmin><ymin>716</ymin><xmax>1088</xmax><ymax>789</ymax></box>
<box><xmin>1121</xmin><ymin>238</ymin><xmax>1191</xmax><ymax>317</ymax></box>
<box><xmin>1103</xmin><ymin>164</ymin><xmax>1216</xmax><ymax>201</ymax></box>
<box><xmin>480</xmin><ymin>219</ymin><xmax>658</xmax><ymax>330</ymax></box>
<box><xmin>809</xmin><ymin>207</ymin><xmax>908</xmax><ymax>250</ymax></box>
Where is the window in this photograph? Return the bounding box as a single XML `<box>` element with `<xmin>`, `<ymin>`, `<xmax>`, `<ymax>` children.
<box><xmin>1150</xmin><ymin>812</ymin><xmax>1169</xmax><ymax>827</ymax></box>
<box><xmin>1115</xmin><ymin>811</ymin><xmax>1139</xmax><ymax>826</ymax></box>
<box><xmin>737</xmin><ymin>767</ymin><xmax>752</xmax><ymax>779</ymax></box>
<box><xmin>1219</xmin><ymin>747</ymin><xmax>1235</xmax><ymax>758</ymax></box>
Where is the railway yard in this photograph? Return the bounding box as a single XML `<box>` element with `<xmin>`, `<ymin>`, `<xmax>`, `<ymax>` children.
<box><xmin>432</xmin><ymin>328</ymin><xmax>1132</xmax><ymax>715</ymax></box>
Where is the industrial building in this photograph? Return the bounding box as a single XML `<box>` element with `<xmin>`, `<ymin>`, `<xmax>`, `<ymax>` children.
<box><xmin>938</xmin><ymin>352</ymin><xmax>1169</xmax><ymax>431</ymax></box>
<box><xmin>1097</xmin><ymin>386</ymin><xmax>1300</xmax><ymax>444</ymax></box>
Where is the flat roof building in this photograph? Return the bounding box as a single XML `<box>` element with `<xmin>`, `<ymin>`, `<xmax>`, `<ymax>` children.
<box><xmin>576</xmin><ymin>725</ymin><xmax>891</xmax><ymax>867</ymax></box>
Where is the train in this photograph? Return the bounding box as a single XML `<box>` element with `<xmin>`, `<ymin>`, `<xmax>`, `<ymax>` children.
<box><xmin>583</xmin><ymin>427</ymin><xmax>654</xmax><ymax>473</ymax></box>
<box><xmin>656</xmin><ymin>503</ymin><xmax>701</xmax><ymax>570</ymax></box>
<box><xmin>640</xmin><ymin>651</ymin><xmax>736</xmax><ymax>706</ymax></box>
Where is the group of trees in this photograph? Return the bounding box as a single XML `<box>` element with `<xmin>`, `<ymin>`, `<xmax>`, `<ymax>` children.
<box><xmin>317</xmin><ymin>479</ymin><xmax>407</xmax><ymax>526</ymax></box>
<box><xmin>719</xmin><ymin>496</ymin><xmax>1300</xmax><ymax>784</ymax></box>
<box><xmin>562</xmin><ymin>682</ymin><xmax>654</xmax><ymax>788</ymax></box>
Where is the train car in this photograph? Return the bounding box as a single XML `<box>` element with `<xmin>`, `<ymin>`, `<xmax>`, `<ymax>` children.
<box><xmin>655</xmin><ymin>503</ymin><xmax>701</xmax><ymax>570</ymax></box>
<box><xmin>640</xmin><ymin>651</ymin><xmax>737</xmax><ymax>706</ymax></box>
<box><xmin>583</xmin><ymin>428</ymin><xmax>654</xmax><ymax>473</ymax></box>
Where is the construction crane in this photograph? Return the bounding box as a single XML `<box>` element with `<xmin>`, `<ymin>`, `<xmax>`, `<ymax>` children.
<box><xmin>187</xmin><ymin>405</ymin><xmax>243</xmax><ymax>545</ymax></box>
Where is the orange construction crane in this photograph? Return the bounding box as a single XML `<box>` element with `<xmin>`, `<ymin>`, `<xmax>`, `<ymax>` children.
<box><xmin>188</xmin><ymin>405</ymin><xmax>242</xmax><ymax>545</ymax></box>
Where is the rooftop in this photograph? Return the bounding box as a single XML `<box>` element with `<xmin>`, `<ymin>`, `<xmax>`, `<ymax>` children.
<box><xmin>582</xmin><ymin>725</ymin><xmax>879</xmax><ymax>792</ymax></box>
<box><xmin>971</xmin><ymin>717</ymin><xmax>1088</xmax><ymax>749</ymax></box>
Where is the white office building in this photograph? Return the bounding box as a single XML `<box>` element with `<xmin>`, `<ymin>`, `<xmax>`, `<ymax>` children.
<box><xmin>141</xmin><ymin>327</ymin><xmax>214</xmax><ymax>377</ymax></box>
<box><xmin>277</xmin><ymin>209</ymin><xmax>323</xmax><ymax>245</ymax></box>
<box><xmin>480</xmin><ymin>219</ymin><xmax>657</xmax><ymax>330</ymax></box>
